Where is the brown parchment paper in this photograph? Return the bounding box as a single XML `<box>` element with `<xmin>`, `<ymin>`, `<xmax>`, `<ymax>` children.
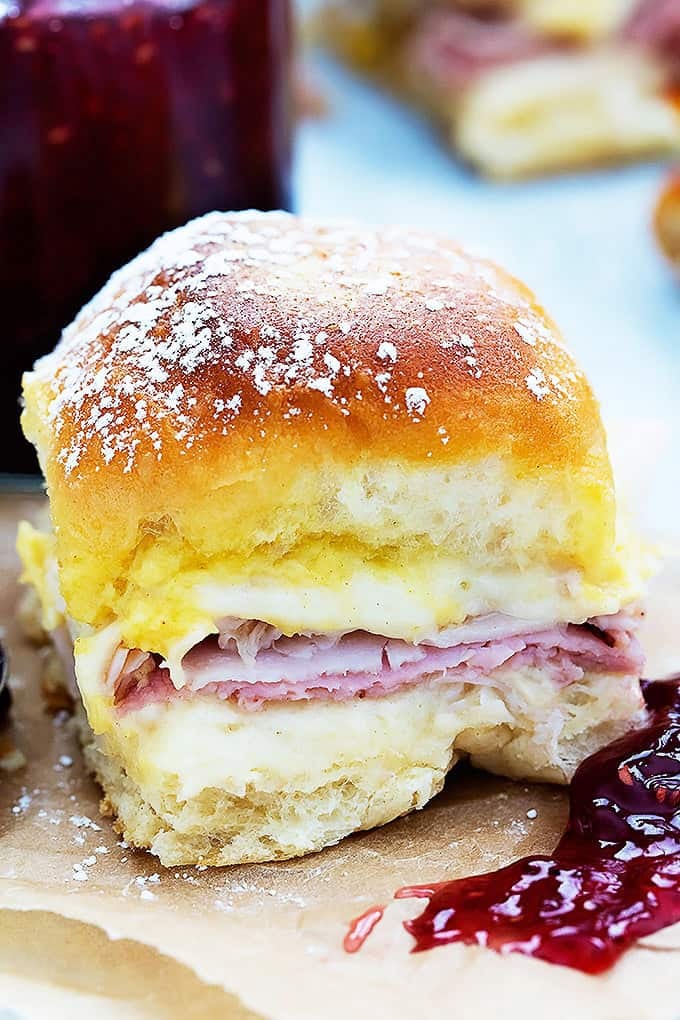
<box><xmin>2</xmin><ymin>491</ymin><xmax>680</xmax><ymax>1020</ymax></box>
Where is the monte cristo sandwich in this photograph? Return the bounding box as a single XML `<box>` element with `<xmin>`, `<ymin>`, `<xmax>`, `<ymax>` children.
<box><xmin>18</xmin><ymin>211</ymin><xmax>650</xmax><ymax>867</ymax></box>
<box><xmin>655</xmin><ymin>170</ymin><xmax>680</xmax><ymax>272</ymax></box>
<box><xmin>319</xmin><ymin>0</ymin><xmax>680</xmax><ymax>179</ymax></box>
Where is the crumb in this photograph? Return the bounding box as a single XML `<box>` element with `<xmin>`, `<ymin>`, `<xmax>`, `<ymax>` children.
<box><xmin>0</xmin><ymin>743</ymin><xmax>26</xmax><ymax>773</ymax></box>
<box><xmin>11</xmin><ymin>791</ymin><xmax>33</xmax><ymax>815</ymax></box>
<box><xmin>71</xmin><ymin>854</ymin><xmax>98</xmax><ymax>882</ymax></box>
<box><xmin>41</xmin><ymin>655</ymin><xmax>75</xmax><ymax>715</ymax></box>
<box><xmin>69</xmin><ymin>814</ymin><xmax>102</xmax><ymax>831</ymax></box>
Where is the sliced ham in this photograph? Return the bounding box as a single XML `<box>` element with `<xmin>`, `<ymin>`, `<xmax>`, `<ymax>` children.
<box><xmin>402</xmin><ymin>1</ymin><xmax>680</xmax><ymax>96</ymax></box>
<box><xmin>111</xmin><ymin>610</ymin><xmax>644</xmax><ymax>714</ymax></box>
<box><xmin>625</xmin><ymin>0</ymin><xmax>680</xmax><ymax>61</ymax></box>
<box><xmin>405</xmin><ymin>9</ymin><xmax>560</xmax><ymax>92</ymax></box>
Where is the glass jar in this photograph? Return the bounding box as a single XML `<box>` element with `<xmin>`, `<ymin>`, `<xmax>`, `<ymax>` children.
<box><xmin>0</xmin><ymin>0</ymin><xmax>292</xmax><ymax>473</ymax></box>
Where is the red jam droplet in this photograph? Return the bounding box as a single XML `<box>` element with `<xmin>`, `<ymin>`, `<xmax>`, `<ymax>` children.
<box><xmin>344</xmin><ymin>906</ymin><xmax>386</xmax><ymax>954</ymax></box>
<box><xmin>344</xmin><ymin>678</ymin><xmax>680</xmax><ymax>974</ymax></box>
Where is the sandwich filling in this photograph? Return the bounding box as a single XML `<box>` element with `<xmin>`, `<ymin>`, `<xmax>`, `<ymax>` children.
<box><xmin>401</xmin><ymin>1</ymin><xmax>680</xmax><ymax>91</ymax></box>
<box><xmin>327</xmin><ymin>0</ymin><xmax>680</xmax><ymax>176</ymax></box>
<box><xmin>18</xmin><ymin>520</ymin><xmax>647</xmax><ymax>738</ymax></box>
<box><xmin>103</xmin><ymin>610</ymin><xmax>643</xmax><ymax>713</ymax></box>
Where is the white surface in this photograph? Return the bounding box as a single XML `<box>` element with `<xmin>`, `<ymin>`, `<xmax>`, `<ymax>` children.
<box><xmin>294</xmin><ymin>56</ymin><xmax>680</xmax><ymax>537</ymax></box>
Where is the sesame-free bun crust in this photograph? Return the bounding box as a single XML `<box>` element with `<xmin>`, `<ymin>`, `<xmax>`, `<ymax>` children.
<box><xmin>22</xmin><ymin>212</ymin><xmax>642</xmax><ymax>656</ymax></box>
<box><xmin>26</xmin><ymin>211</ymin><xmax>600</xmax><ymax>476</ymax></box>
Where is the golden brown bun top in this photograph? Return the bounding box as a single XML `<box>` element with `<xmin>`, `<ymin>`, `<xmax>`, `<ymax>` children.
<box><xmin>21</xmin><ymin>212</ymin><xmax>631</xmax><ymax>641</ymax></box>
<box><xmin>24</xmin><ymin>210</ymin><xmax>604</xmax><ymax>488</ymax></box>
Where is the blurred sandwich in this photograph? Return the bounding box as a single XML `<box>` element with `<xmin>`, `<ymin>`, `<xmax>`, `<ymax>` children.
<box><xmin>655</xmin><ymin>169</ymin><xmax>680</xmax><ymax>269</ymax></box>
<box><xmin>319</xmin><ymin>0</ymin><xmax>680</xmax><ymax>178</ymax></box>
<box><xmin>18</xmin><ymin>211</ymin><xmax>650</xmax><ymax>866</ymax></box>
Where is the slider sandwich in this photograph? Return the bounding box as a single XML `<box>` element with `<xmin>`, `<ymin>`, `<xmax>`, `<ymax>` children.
<box><xmin>655</xmin><ymin>170</ymin><xmax>680</xmax><ymax>270</ymax></box>
<box><xmin>18</xmin><ymin>211</ymin><xmax>649</xmax><ymax>866</ymax></box>
<box><xmin>319</xmin><ymin>0</ymin><xmax>680</xmax><ymax>178</ymax></box>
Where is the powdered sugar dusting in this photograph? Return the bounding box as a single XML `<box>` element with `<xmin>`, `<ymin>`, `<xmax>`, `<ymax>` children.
<box><xmin>526</xmin><ymin>367</ymin><xmax>551</xmax><ymax>401</ymax></box>
<box><xmin>29</xmin><ymin>211</ymin><xmax>582</xmax><ymax>475</ymax></box>
<box><xmin>405</xmin><ymin>386</ymin><xmax>431</xmax><ymax>417</ymax></box>
<box><xmin>377</xmin><ymin>341</ymin><xmax>398</xmax><ymax>363</ymax></box>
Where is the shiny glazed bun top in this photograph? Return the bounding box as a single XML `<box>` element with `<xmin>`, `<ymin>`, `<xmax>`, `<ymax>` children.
<box><xmin>21</xmin><ymin>212</ymin><xmax>645</xmax><ymax>661</ymax></box>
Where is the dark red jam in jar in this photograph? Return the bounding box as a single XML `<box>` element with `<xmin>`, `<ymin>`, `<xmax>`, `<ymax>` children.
<box><xmin>0</xmin><ymin>0</ymin><xmax>292</xmax><ymax>472</ymax></box>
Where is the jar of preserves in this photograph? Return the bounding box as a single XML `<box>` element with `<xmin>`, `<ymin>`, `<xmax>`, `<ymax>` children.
<box><xmin>0</xmin><ymin>0</ymin><xmax>292</xmax><ymax>472</ymax></box>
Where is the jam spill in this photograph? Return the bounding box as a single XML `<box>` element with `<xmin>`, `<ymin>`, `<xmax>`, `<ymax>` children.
<box><xmin>344</xmin><ymin>906</ymin><xmax>386</xmax><ymax>954</ymax></box>
<box><xmin>345</xmin><ymin>678</ymin><xmax>680</xmax><ymax>974</ymax></box>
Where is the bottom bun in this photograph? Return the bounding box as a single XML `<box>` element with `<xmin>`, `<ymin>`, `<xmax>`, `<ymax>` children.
<box><xmin>73</xmin><ymin>665</ymin><xmax>644</xmax><ymax>867</ymax></box>
<box><xmin>453</xmin><ymin>51</ymin><xmax>680</xmax><ymax>179</ymax></box>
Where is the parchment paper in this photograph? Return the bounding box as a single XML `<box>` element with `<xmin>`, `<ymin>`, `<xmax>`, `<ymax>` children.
<box><xmin>2</xmin><ymin>490</ymin><xmax>680</xmax><ymax>1020</ymax></box>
